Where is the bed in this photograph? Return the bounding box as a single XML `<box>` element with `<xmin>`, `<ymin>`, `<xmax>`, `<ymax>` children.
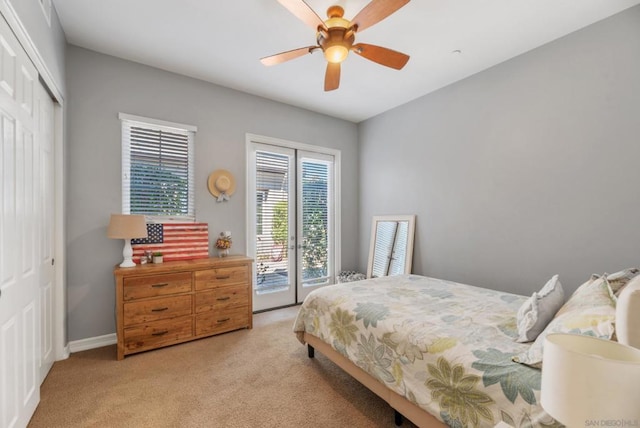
<box><xmin>293</xmin><ymin>272</ymin><xmax>633</xmax><ymax>427</ymax></box>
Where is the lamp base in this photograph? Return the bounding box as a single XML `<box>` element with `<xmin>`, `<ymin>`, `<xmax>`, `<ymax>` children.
<box><xmin>120</xmin><ymin>238</ymin><xmax>136</xmax><ymax>268</ymax></box>
<box><xmin>119</xmin><ymin>259</ymin><xmax>136</xmax><ymax>268</ymax></box>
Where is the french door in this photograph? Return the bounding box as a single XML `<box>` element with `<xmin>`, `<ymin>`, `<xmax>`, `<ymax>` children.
<box><xmin>248</xmin><ymin>139</ymin><xmax>337</xmax><ymax>311</ymax></box>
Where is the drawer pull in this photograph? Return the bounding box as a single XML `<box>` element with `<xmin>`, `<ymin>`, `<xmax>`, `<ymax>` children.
<box><xmin>151</xmin><ymin>283</ymin><xmax>169</xmax><ymax>288</ymax></box>
<box><xmin>217</xmin><ymin>318</ymin><xmax>231</xmax><ymax>323</ymax></box>
<box><xmin>217</xmin><ymin>296</ymin><xmax>231</xmax><ymax>301</ymax></box>
<box><xmin>216</xmin><ymin>275</ymin><xmax>231</xmax><ymax>280</ymax></box>
<box><xmin>151</xmin><ymin>307</ymin><xmax>169</xmax><ymax>312</ymax></box>
<box><xmin>152</xmin><ymin>330</ymin><xmax>169</xmax><ymax>336</ymax></box>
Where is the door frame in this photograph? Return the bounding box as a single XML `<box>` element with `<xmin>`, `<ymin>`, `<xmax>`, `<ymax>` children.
<box><xmin>245</xmin><ymin>133</ymin><xmax>341</xmax><ymax>311</ymax></box>
<box><xmin>1</xmin><ymin>4</ymin><xmax>68</xmax><ymax>362</ymax></box>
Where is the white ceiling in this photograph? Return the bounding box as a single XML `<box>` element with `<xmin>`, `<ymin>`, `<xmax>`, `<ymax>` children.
<box><xmin>52</xmin><ymin>0</ymin><xmax>640</xmax><ymax>123</ymax></box>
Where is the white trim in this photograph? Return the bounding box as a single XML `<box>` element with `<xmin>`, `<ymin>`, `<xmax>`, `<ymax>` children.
<box><xmin>38</xmin><ymin>0</ymin><xmax>52</xmax><ymax>27</ymax></box>
<box><xmin>53</xmin><ymin>103</ymin><xmax>67</xmax><ymax>361</ymax></box>
<box><xmin>0</xmin><ymin>0</ymin><xmax>63</xmax><ymax>103</ymax></box>
<box><xmin>246</xmin><ymin>133</ymin><xmax>340</xmax><ymax>158</ymax></box>
<box><xmin>68</xmin><ymin>333</ymin><xmax>117</xmax><ymax>354</ymax></box>
<box><xmin>118</xmin><ymin>112</ymin><xmax>198</xmax><ymax>132</ymax></box>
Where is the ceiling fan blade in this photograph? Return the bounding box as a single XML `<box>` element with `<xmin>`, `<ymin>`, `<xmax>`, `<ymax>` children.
<box><xmin>324</xmin><ymin>62</ymin><xmax>340</xmax><ymax>91</ymax></box>
<box><xmin>352</xmin><ymin>43</ymin><xmax>409</xmax><ymax>70</ymax></box>
<box><xmin>350</xmin><ymin>0</ymin><xmax>410</xmax><ymax>33</ymax></box>
<box><xmin>277</xmin><ymin>0</ymin><xmax>327</xmax><ymax>32</ymax></box>
<box><xmin>260</xmin><ymin>46</ymin><xmax>317</xmax><ymax>66</ymax></box>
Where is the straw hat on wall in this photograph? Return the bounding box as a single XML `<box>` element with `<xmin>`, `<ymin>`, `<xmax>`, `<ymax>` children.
<box><xmin>207</xmin><ymin>170</ymin><xmax>236</xmax><ymax>202</ymax></box>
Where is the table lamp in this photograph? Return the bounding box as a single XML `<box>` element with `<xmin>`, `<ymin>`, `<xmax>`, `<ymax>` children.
<box><xmin>541</xmin><ymin>333</ymin><xmax>640</xmax><ymax>427</ymax></box>
<box><xmin>107</xmin><ymin>214</ymin><xmax>148</xmax><ymax>267</ymax></box>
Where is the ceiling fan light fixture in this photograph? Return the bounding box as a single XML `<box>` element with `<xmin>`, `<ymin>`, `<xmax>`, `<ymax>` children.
<box><xmin>262</xmin><ymin>0</ymin><xmax>411</xmax><ymax>89</ymax></box>
<box><xmin>324</xmin><ymin>44</ymin><xmax>349</xmax><ymax>63</ymax></box>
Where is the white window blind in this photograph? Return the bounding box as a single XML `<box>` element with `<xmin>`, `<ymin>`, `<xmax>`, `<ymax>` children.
<box><xmin>388</xmin><ymin>221</ymin><xmax>408</xmax><ymax>275</ymax></box>
<box><xmin>119</xmin><ymin>113</ymin><xmax>196</xmax><ymax>221</ymax></box>
<box><xmin>371</xmin><ymin>221</ymin><xmax>398</xmax><ymax>277</ymax></box>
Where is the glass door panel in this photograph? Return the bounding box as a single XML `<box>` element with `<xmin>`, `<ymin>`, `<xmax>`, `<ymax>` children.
<box><xmin>297</xmin><ymin>151</ymin><xmax>334</xmax><ymax>301</ymax></box>
<box><xmin>249</xmin><ymin>145</ymin><xmax>296</xmax><ymax>311</ymax></box>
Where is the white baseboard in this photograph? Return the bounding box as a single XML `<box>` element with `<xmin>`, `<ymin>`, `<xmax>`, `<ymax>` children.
<box><xmin>58</xmin><ymin>344</ymin><xmax>70</xmax><ymax>361</ymax></box>
<box><xmin>68</xmin><ymin>333</ymin><xmax>117</xmax><ymax>353</ymax></box>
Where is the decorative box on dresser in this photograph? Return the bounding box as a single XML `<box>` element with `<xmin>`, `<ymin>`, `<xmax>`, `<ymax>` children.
<box><xmin>114</xmin><ymin>256</ymin><xmax>253</xmax><ymax>360</ymax></box>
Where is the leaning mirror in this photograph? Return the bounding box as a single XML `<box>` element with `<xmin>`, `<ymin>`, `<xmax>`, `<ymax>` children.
<box><xmin>367</xmin><ymin>215</ymin><xmax>416</xmax><ymax>278</ymax></box>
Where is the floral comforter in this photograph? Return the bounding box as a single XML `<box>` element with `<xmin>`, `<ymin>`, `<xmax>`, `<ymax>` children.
<box><xmin>293</xmin><ymin>275</ymin><xmax>561</xmax><ymax>428</ymax></box>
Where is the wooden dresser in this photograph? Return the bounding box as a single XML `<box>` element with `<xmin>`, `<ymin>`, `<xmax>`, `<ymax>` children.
<box><xmin>114</xmin><ymin>256</ymin><xmax>253</xmax><ymax>360</ymax></box>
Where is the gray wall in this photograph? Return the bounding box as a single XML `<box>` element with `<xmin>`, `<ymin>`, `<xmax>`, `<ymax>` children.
<box><xmin>358</xmin><ymin>6</ymin><xmax>640</xmax><ymax>296</ymax></box>
<box><xmin>66</xmin><ymin>46</ymin><xmax>359</xmax><ymax>341</ymax></box>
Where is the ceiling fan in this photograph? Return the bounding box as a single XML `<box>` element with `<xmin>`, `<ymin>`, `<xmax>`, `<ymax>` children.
<box><xmin>261</xmin><ymin>0</ymin><xmax>411</xmax><ymax>91</ymax></box>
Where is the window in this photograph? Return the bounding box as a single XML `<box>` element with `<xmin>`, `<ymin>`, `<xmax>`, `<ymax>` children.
<box><xmin>119</xmin><ymin>113</ymin><xmax>197</xmax><ymax>221</ymax></box>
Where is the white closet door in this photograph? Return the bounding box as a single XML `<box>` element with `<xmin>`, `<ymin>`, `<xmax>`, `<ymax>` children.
<box><xmin>37</xmin><ymin>79</ymin><xmax>55</xmax><ymax>383</ymax></box>
<box><xmin>0</xmin><ymin>15</ymin><xmax>54</xmax><ymax>427</ymax></box>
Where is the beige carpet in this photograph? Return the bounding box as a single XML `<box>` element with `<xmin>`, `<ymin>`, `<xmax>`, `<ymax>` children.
<box><xmin>29</xmin><ymin>305</ymin><xmax>418</xmax><ymax>428</ymax></box>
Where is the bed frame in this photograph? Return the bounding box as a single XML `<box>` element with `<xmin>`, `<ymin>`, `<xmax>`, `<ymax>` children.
<box><xmin>304</xmin><ymin>332</ymin><xmax>446</xmax><ymax>428</ymax></box>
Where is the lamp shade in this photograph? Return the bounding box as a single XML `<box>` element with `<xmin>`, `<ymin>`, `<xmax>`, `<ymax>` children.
<box><xmin>541</xmin><ymin>333</ymin><xmax>640</xmax><ymax>427</ymax></box>
<box><xmin>107</xmin><ymin>214</ymin><xmax>148</xmax><ymax>239</ymax></box>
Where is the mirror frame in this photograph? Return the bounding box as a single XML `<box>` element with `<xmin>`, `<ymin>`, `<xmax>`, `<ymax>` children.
<box><xmin>366</xmin><ymin>215</ymin><xmax>416</xmax><ymax>278</ymax></box>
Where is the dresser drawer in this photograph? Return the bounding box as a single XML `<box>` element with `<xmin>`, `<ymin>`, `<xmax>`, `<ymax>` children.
<box><xmin>124</xmin><ymin>315</ymin><xmax>193</xmax><ymax>353</ymax></box>
<box><xmin>195</xmin><ymin>284</ymin><xmax>249</xmax><ymax>313</ymax></box>
<box><xmin>123</xmin><ymin>295</ymin><xmax>192</xmax><ymax>325</ymax></box>
<box><xmin>194</xmin><ymin>265</ymin><xmax>249</xmax><ymax>290</ymax></box>
<box><xmin>195</xmin><ymin>306</ymin><xmax>249</xmax><ymax>336</ymax></box>
<box><xmin>123</xmin><ymin>272</ymin><xmax>192</xmax><ymax>301</ymax></box>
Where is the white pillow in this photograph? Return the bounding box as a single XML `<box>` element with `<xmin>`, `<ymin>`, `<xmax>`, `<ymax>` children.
<box><xmin>605</xmin><ymin>268</ymin><xmax>640</xmax><ymax>296</ymax></box>
<box><xmin>513</xmin><ymin>275</ymin><xmax>616</xmax><ymax>368</ymax></box>
<box><xmin>515</xmin><ymin>275</ymin><xmax>564</xmax><ymax>343</ymax></box>
<box><xmin>616</xmin><ymin>275</ymin><xmax>640</xmax><ymax>349</ymax></box>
